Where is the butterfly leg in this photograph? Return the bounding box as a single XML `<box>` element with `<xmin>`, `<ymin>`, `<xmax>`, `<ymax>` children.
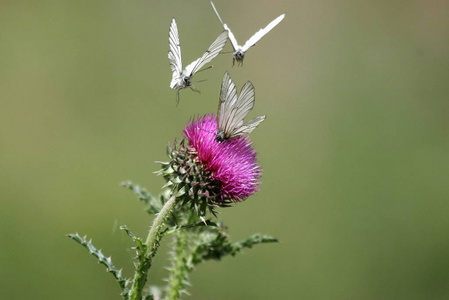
<box><xmin>190</xmin><ymin>85</ymin><xmax>201</xmax><ymax>95</ymax></box>
<box><xmin>175</xmin><ymin>89</ymin><xmax>181</xmax><ymax>106</ymax></box>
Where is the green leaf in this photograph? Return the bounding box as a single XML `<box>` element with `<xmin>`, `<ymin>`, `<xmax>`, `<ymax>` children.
<box><xmin>121</xmin><ymin>181</ymin><xmax>162</xmax><ymax>214</ymax></box>
<box><xmin>163</xmin><ymin>217</ymin><xmax>279</xmax><ymax>298</ymax></box>
<box><xmin>119</xmin><ymin>225</ymin><xmax>146</xmax><ymax>254</ymax></box>
<box><xmin>234</xmin><ymin>234</ymin><xmax>280</xmax><ymax>252</ymax></box>
<box><xmin>191</xmin><ymin>228</ymin><xmax>279</xmax><ymax>263</ymax></box>
<box><xmin>67</xmin><ymin>233</ymin><xmax>130</xmax><ymax>292</ymax></box>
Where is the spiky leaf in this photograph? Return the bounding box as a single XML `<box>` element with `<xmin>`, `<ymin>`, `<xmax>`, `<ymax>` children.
<box><xmin>191</xmin><ymin>227</ymin><xmax>279</xmax><ymax>263</ymax></box>
<box><xmin>119</xmin><ymin>225</ymin><xmax>146</xmax><ymax>254</ymax></box>
<box><xmin>67</xmin><ymin>233</ymin><xmax>130</xmax><ymax>292</ymax></box>
<box><xmin>121</xmin><ymin>181</ymin><xmax>163</xmax><ymax>214</ymax></box>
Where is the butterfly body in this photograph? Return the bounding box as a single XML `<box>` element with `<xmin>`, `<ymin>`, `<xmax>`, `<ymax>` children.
<box><xmin>215</xmin><ymin>130</ymin><xmax>227</xmax><ymax>142</ymax></box>
<box><xmin>232</xmin><ymin>49</ymin><xmax>245</xmax><ymax>66</ymax></box>
<box><xmin>170</xmin><ymin>71</ymin><xmax>191</xmax><ymax>90</ymax></box>
<box><xmin>211</xmin><ymin>2</ymin><xmax>285</xmax><ymax>65</ymax></box>
<box><xmin>168</xmin><ymin>18</ymin><xmax>228</xmax><ymax>99</ymax></box>
<box><xmin>183</xmin><ymin>75</ymin><xmax>191</xmax><ymax>86</ymax></box>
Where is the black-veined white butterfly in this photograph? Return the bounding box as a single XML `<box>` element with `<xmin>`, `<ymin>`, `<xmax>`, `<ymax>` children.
<box><xmin>216</xmin><ymin>72</ymin><xmax>265</xmax><ymax>142</ymax></box>
<box><xmin>168</xmin><ymin>18</ymin><xmax>228</xmax><ymax>102</ymax></box>
<box><xmin>210</xmin><ymin>2</ymin><xmax>285</xmax><ymax>66</ymax></box>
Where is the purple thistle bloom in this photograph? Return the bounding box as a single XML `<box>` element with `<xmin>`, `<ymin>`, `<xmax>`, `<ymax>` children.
<box><xmin>183</xmin><ymin>114</ymin><xmax>261</xmax><ymax>202</ymax></box>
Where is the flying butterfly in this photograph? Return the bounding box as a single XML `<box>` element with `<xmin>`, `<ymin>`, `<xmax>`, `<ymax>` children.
<box><xmin>216</xmin><ymin>72</ymin><xmax>265</xmax><ymax>142</ymax></box>
<box><xmin>210</xmin><ymin>2</ymin><xmax>285</xmax><ymax>66</ymax></box>
<box><xmin>168</xmin><ymin>18</ymin><xmax>228</xmax><ymax>103</ymax></box>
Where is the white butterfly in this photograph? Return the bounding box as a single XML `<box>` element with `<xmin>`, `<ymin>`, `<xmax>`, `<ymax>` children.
<box><xmin>168</xmin><ymin>18</ymin><xmax>228</xmax><ymax>101</ymax></box>
<box><xmin>210</xmin><ymin>2</ymin><xmax>285</xmax><ymax>66</ymax></box>
<box><xmin>216</xmin><ymin>72</ymin><xmax>265</xmax><ymax>142</ymax></box>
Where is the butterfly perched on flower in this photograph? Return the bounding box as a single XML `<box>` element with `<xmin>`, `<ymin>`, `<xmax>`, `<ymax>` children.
<box><xmin>168</xmin><ymin>18</ymin><xmax>228</xmax><ymax>103</ymax></box>
<box><xmin>216</xmin><ymin>72</ymin><xmax>265</xmax><ymax>142</ymax></box>
<box><xmin>210</xmin><ymin>2</ymin><xmax>285</xmax><ymax>66</ymax></box>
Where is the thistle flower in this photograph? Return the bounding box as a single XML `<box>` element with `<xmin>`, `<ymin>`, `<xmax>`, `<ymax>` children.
<box><xmin>159</xmin><ymin>114</ymin><xmax>261</xmax><ymax>216</ymax></box>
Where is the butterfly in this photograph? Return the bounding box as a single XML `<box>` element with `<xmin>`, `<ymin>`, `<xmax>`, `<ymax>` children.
<box><xmin>216</xmin><ymin>72</ymin><xmax>265</xmax><ymax>142</ymax></box>
<box><xmin>168</xmin><ymin>18</ymin><xmax>228</xmax><ymax>103</ymax></box>
<box><xmin>210</xmin><ymin>2</ymin><xmax>285</xmax><ymax>66</ymax></box>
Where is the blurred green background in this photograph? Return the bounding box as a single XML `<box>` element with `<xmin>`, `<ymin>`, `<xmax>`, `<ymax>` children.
<box><xmin>1</xmin><ymin>0</ymin><xmax>449</xmax><ymax>299</ymax></box>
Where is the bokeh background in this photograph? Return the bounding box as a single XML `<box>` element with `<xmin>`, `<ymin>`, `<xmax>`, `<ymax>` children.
<box><xmin>1</xmin><ymin>0</ymin><xmax>449</xmax><ymax>299</ymax></box>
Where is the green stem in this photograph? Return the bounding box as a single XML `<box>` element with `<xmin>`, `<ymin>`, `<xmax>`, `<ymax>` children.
<box><xmin>165</xmin><ymin>231</ymin><xmax>190</xmax><ymax>300</ymax></box>
<box><xmin>128</xmin><ymin>194</ymin><xmax>177</xmax><ymax>300</ymax></box>
<box><xmin>164</xmin><ymin>212</ymin><xmax>198</xmax><ymax>300</ymax></box>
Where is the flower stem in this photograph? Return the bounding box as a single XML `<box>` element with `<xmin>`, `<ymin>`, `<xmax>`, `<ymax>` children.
<box><xmin>128</xmin><ymin>194</ymin><xmax>177</xmax><ymax>300</ymax></box>
<box><xmin>165</xmin><ymin>231</ymin><xmax>190</xmax><ymax>300</ymax></box>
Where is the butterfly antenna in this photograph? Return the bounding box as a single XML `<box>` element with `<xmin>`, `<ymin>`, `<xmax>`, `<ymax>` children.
<box><xmin>196</xmin><ymin>65</ymin><xmax>213</xmax><ymax>73</ymax></box>
<box><xmin>197</xmin><ymin>126</ymin><xmax>216</xmax><ymax>135</ymax></box>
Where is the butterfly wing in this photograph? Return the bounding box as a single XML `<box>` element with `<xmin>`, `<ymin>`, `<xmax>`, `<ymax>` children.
<box><xmin>210</xmin><ymin>2</ymin><xmax>239</xmax><ymax>51</ymax></box>
<box><xmin>217</xmin><ymin>73</ymin><xmax>264</xmax><ymax>139</ymax></box>
<box><xmin>230</xmin><ymin>115</ymin><xmax>266</xmax><ymax>137</ymax></box>
<box><xmin>224</xmin><ymin>24</ymin><xmax>239</xmax><ymax>51</ymax></box>
<box><xmin>184</xmin><ymin>30</ymin><xmax>228</xmax><ymax>76</ymax></box>
<box><xmin>229</xmin><ymin>81</ymin><xmax>255</xmax><ymax>127</ymax></box>
<box><xmin>226</xmin><ymin>81</ymin><xmax>256</xmax><ymax>138</ymax></box>
<box><xmin>168</xmin><ymin>18</ymin><xmax>183</xmax><ymax>89</ymax></box>
<box><xmin>218</xmin><ymin>72</ymin><xmax>239</xmax><ymax>134</ymax></box>
<box><xmin>210</xmin><ymin>1</ymin><xmax>225</xmax><ymax>26</ymax></box>
<box><xmin>241</xmin><ymin>13</ymin><xmax>285</xmax><ymax>52</ymax></box>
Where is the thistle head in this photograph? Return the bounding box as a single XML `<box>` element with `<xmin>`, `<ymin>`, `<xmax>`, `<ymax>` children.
<box><xmin>158</xmin><ymin>114</ymin><xmax>262</xmax><ymax>217</ymax></box>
